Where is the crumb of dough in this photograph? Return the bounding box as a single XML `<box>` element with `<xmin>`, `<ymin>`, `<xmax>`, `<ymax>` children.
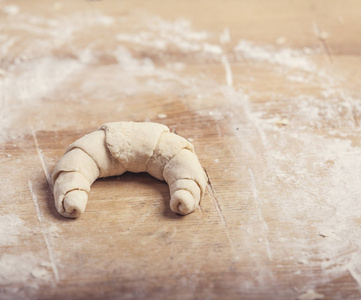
<box><xmin>297</xmin><ymin>289</ymin><xmax>324</xmax><ymax>300</ymax></box>
<box><xmin>276</xmin><ymin>118</ymin><xmax>289</xmax><ymax>126</ymax></box>
<box><xmin>276</xmin><ymin>36</ymin><xmax>286</xmax><ymax>45</ymax></box>
<box><xmin>318</xmin><ymin>228</ymin><xmax>342</xmax><ymax>242</ymax></box>
<box><xmin>31</xmin><ymin>267</ymin><xmax>48</xmax><ymax>279</ymax></box>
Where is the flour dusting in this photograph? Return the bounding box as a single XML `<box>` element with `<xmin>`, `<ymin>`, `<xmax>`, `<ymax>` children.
<box><xmin>0</xmin><ymin>2</ymin><xmax>360</xmax><ymax>298</ymax></box>
<box><xmin>214</xmin><ymin>35</ymin><xmax>361</xmax><ymax>293</ymax></box>
<box><xmin>0</xmin><ymin>214</ymin><xmax>26</xmax><ymax>245</ymax></box>
<box><xmin>0</xmin><ymin>252</ymin><xmax>53</xmax><ymax>299</ymax></box>
<box><xmin>234</xmin><ymin>40</ymin><xmax>316</xmax><ymax>72</ymax></box>
<box><xmin>3</xmin><ymin>5</ymin><xmax>19</xmax><ymax>16</ymax></box>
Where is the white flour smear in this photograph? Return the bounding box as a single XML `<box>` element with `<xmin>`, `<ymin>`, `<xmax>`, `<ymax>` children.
<box><xmin>0</xmin><ymin>252</ymin><xmax>53</xmax><ymax>300</ymax></box>
<box><xmin>234</xmin><ymin>40</ymin><xmax>316</xmax><ymax>72</ymax></box>
<box><xmin>0</xmin><ymin>214</ymin><xmax>26</xmax><ymax>245</ymax></box>
<box><xmin>117</xmin><ymin>17</ymin><xmax>210</xmax><ymax>53</ymax></box>
<box><xmin>202</xmin><ymin>38</ymin><xmax>361</xmax><ymax>292</ymax></box>
<box><xmin>0</xmin><ymin>3</ymin><xmax>361</xmax><ymax>298</ymax></box>
<box><xmin>0</xmin><ymin>208</ymin><xmax>55</xmax><ymax>298</ymax></box>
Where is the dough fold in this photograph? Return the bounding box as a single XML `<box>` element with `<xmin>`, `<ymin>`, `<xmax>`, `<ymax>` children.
<box><xmin>102</xmin><ymin>122</ymin><xmax>169</xmax><ymax>173</ymax></box>
<box><xmin>52</xmin><ymin>121</ymin><xmax>207</xmax><ymax>218</ymax></box>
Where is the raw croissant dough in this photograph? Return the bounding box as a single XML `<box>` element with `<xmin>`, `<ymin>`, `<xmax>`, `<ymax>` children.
<box><xmin>52</xmin><ymin>122</ymin><xmax>207</xmax><ymax>218</ymax></box>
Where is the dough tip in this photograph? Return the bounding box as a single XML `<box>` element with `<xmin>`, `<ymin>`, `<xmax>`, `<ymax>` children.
<box><xmin>170</xmin><ymin>190</ymin><xmax>195</xmax><ymax>215</ymax></box>
<box><xmin>62</xmin><ymin>190</ymin><xmax>88</xmax><ymax>218</ymax></box>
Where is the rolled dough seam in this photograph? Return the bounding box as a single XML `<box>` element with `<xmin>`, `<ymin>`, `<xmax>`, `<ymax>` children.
<box><xmin>163</xmin><ymin>149</ymin><xmax>207</xmax><ymax>195</ymax></box>
<box><xmin>62</xmin><ymin>188</ymin><xmax>88</xmax><ymax>210</ymax></box>
<box><xmin>145</xmin><ymin>130</ymin><xmax>165</xmax><ymax>168</ymax></box>
<box><xmin>170</xmin><ymin>177</ymin><xmax>204</xmax><ymax>198</ymax></box>
<box><xmin>63</xmin><ymin>187</ymin><xmax>89</xmax><ymax>197</ymax></box>
<box><xmin>68</xmin><ymin>146</ymin><xmax>125</xmax><ymax>179</ymax></box>
<box><xmin>52</xmin><ymin>148</ymin><xmax>99</xmax><ymax>183</ymax></box>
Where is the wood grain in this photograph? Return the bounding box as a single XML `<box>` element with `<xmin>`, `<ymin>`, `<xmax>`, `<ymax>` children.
<box><xmin>1</xmin><ymin>1</ymin><xmax>361</xmax><ymax>299</ymax></box>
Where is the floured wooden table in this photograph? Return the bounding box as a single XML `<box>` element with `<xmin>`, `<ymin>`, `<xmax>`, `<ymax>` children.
<box><xmin>1</xmin><ymin>1</ymin><xmax>361</xmax><ymax>299</ymax></box>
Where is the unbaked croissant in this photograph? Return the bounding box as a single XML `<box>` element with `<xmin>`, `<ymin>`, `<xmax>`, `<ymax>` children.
<box><xmin>52</xmin><ymin>122</ymin><xmax>207</xmax><ymax>218</ymax></box>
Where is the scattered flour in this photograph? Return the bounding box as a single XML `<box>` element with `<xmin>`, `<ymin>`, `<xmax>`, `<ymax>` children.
<box><xmin>0</xmin><ymin>4</ymin><xmax>361</xmax><ymax>298</ymax></box>
<box><xmin>116</xmin><ymin>17</ymin><xmax>209</xmax><ymax>53</ymax></box>
<box><xmin>202</xmin><ymin>43</ymin><xmax>223</xmax><ymax>55</ymax></box>
<box><xmin>0</xmin><ymin>214</ymin><xmax>26</xmax><ymax>245</ymax></box>
<box><xmin>213</xmin><ymin>41</ymin><xmax>361</xmax><ymax>293</ymax></box>
<box><xmin>219</xmin><ymin>27</ymin><xmax>231</xmax><ymax>44</ymax></box>
<box><xmin>0</xmin><ymin>253</ymin><xmax>48</xmax><ymax>283</ymax></box>
<box><xmin>2</xmin><ymin>5</ymin><xmax>19</xmax><ymax>16</ymax></box>
<box><xmin>0</xmin><ymin>252</ymin><xmax>53</xmax><ymax>299</ymax></box>
<box><xmin>45</xmin><ymin>223</ymin><xmax>62</xmax><ymax>239</ymax></box>
<box><xmin>234</xmin><ymin>40</ymin><xmax>316</xmax><ymax>72</ymax></box>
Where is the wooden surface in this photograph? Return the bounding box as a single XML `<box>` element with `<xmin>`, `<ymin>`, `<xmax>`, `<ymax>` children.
<box><xmin>1</xmin><ymin>1</ymin><xmax>361</xmax><ymax>299</ymax></box>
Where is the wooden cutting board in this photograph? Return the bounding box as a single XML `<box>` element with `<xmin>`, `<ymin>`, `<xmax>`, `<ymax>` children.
<box><xmin>1</xmin><ymin>0</ymin><xmax>361</xmax><ymax>299</ymax></box>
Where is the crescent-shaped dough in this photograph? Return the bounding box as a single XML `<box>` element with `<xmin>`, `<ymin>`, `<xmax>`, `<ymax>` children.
<box><xmin>52</xmin><ymin>122</ymin><xmax>207</xmax><ymax>218</ymax></box>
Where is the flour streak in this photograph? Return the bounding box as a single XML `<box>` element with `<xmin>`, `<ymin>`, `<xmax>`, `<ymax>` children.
<box><xmin>28</xmin><ymin>180</ymin><xmax>60</xmax><ymax>282</ymax></box>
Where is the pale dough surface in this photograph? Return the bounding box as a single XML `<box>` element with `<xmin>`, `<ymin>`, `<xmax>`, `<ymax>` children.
<box><xmin>52</xmin><ymin>122</ymin><xmax>207</xmax><ymax>218</ymax></box>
